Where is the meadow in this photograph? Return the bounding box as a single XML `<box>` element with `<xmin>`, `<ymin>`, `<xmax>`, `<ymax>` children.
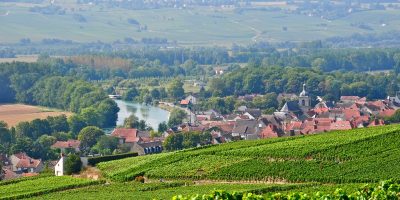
<box><xmin>1</xmin><ymin>2</ymin><xmax>400</xmax><ymax>45</ymax></box>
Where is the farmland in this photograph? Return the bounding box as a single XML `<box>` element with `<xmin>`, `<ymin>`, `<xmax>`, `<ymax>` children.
<box><xmin>1</xmin><ymin>125</ymin><xmax>399</xmax><ymax>199</ymax></box>
<box><xmin>0</xmin><ymin>104</ymin><xmax>71</xmax><ymax>127</ymax></box>
<box><xmin>0</xmin><ymin>176</ymin><xmax>101</xmax><ymax>199</ymax></box>
<box><xmin>1</xmin><ymin>2</ymin><xmax>400</xmax><ymax>45</ymax></box>
<box><xmin>97</xmin><ymin>125</ymin><xmax>400</xmax><ymax>183</ymax></box>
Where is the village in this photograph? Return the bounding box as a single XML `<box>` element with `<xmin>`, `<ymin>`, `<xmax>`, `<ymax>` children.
<box><xmin>1</xmin><ymin>83</ymin><xmax>399</xmax><ymax>180</ymax></box>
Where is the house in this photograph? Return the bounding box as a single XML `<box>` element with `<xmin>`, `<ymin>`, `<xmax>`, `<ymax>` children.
<box><xmin>54</xmin><ymin>154</ymin><xmax>65</xmax><ymax>176</ymax></box>
<box><xmin>232</xmin><ymin>120</ymin><xmax>264</xmax><ymax>140</ymax></box>
<box><xmin>280</xmin><ymin>101</ymin><xmax>301</xmax><ymax>113</ymax></box>
<box><xmin>180</xmin><ymin>99</ymin><xmax>190</xmax><ymax>107</ymax></box>
<box><xmin>244</xmin><ymin>109</ymin><xmax>262</xmax><ymax>119</ymax></box>
<box><xmin>10</xmin><ymin>153</ymin><xmax>43</xmax><ymax>173</ymax></box>
<box><xmin>330</xmin><ymin>120</ymin><xmax>352</xmax><ymax>131</ymax></box>
<box><xmin>111</xmin><ymin>128</ymin><xmax>140</xmax><ymax>145</ymax></box>
<box><xmin>340</xmin><ymin>96</ymin><xmax>360</xmax><ymax>103</ymax></box>
<box><xmin>237</xmin><ymin>105</ymin><xmax>248</xmax><ymax>113</ymax></box>
<box><xmin>185</xmin><ymin>95</ymin><xmax>198</xmax><ymax>105</ymax></box>
<box><xmin>132</xmin><ymin>141</ymin><xmax>163</xmax><ymax>156</ymax></box>
<box><xmin>51</xmin><ymin>140</ymin><xmax>81</xmax><ymax>153</ymax></box>
<box><xmin>301</xmin><ymin>118</ymin><xmax>332</xmax><ymax>134</ymax></box>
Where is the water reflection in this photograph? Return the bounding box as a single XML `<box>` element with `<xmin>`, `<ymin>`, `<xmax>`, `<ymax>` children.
<box><xmin>114</xmin><ymin>100</ymin><xmax>169</xmax><ymax>130</ymax></box>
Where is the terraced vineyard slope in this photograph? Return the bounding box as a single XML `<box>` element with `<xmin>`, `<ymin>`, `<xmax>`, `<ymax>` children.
<box><xmin>98</xmin><ymin>125</ymin><xmax>400</xmax><ymax>183</ymax></box>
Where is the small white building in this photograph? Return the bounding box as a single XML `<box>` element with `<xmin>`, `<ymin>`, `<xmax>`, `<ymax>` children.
<box><xmin>54</xmin><ymin>155</ymin><xmax>65</xmax><ymax>176</ymax></box>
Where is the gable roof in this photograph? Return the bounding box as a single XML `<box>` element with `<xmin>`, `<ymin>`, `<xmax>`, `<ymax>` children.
<box><xmin>111</xmin><ymin>128</ymin><xmax>139</xmax><ymax>143</ymax></box>
<box><xmin>245</xmin><ymin>109</ymin><xmax>262</xmax><ymax>119</ymax></box>
<box><xmin>280</xmin><ymin>101</ymin><xmax>300</xmax><ymax>112</ymax></box>
<box><xmin>13</xmin><ymin>153</ymin><xmax>41</xmax><ymax>169</ymax></box>
<box><xmin>232</xmin><ymin>120</ymin><xmax>260</xmax><ymax>135</ymax></box>
<box><xmin>51</xmin><ymin>140</ymin><xmax>80</xmax><ymax>149</ymax></box>
<box><xmin>330</xmin><ymin>121</ymin><xmax>352</xmax><ymax>131</ymax></box>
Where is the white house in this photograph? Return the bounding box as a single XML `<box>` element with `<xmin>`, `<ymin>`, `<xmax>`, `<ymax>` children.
<box><xmin>54</xmin><ymin>155</ymin><xmax>65</xmax><ymax>176</ymax></box>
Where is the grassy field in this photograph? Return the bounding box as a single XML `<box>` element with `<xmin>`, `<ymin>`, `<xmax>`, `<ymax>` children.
<box><xmin>1</xmin><ymin>2</ymin><xmax>400</xmax><ymax>45</ymax></box>
<box><xmin>0</xmin><ymin>104</ymin><xmax>71</xmax><ymax>127</ymax></box>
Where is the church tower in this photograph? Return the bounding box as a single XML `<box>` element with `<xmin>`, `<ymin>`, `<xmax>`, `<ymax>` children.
<box><xmin>298</xmin><ymin>84</ymin><xmax>310</xmax><ymax>109</ymax></box>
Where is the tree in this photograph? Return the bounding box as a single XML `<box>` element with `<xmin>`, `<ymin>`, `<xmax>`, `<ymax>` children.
<box><xmin>123</xmin><ymin>88</ymin><xmax>139</xmax><ymax>101</ymax></box>
<box><xmin>92</xmin><ymin>136</ymin><xmax>118</xmax><ymax>155</ymax></box>
<box><xmin>158</xmin><ymin>122</ymin><xmax>168</xmax><ymax>133</ymax></box>
<box><xmin>167</xmin><ymin>78</ymin><xmax>184</xmax><ymax>99</ymax></box>
<box><xmin>0</xmin><ymin>121</ymin><xmax>11</xmax><ymax>145</ymax></box>
<box><xmin>163</xmin><ymin>133</ymin><xmax>183</xmax><ymax>151</ymax></box>
<box><xmin>78</xmin><ymin>126</ymin><xmax>105</xmax><ymax>152</ymax></box>
<box><xmin>67</xmin><ymin>115</ymin><xmax>87</xmax><ymax>137</ymax></box>
<box><xmin>168</xmin><ymin>109</ymin><xmax>186</xmax><ymax>127</ymax></box>
<box><xmin>97</xmin><ymin>99</ymin><xmax>119</xmax><ymax>127</ymax></box>
<box><xmin>123</xmin><ymin>114</ymin><xmax>139</xmax><ymax>128</ymax></box>
<box><xmin>47</xmin><ymin>115</ymin><xmax>69</xmax><ymax>133</ymax></box>
<box><xmin>80</xmin><ymin>107</ymin><xmax>103</xmax><ymax>127</ymax></box>
<box><xmin>65</xmin><ymin>154</ymin><xmax>82</xmax><ymax>175</ymax></box>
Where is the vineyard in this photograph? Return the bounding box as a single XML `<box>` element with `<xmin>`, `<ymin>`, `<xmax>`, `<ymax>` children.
<box><xmin>27</xmin><ymin>181</ymin><xmax>322</xmax><ymax>200</ymax></box>
<box><xmin>0</xmin><ymin>176</ymin><xmax>102</xmax><ymax>199</ymax></box>
<box><xmin>98</xmin><ymin>125</ymin><xmax>400</xmax><ymax>183</ymax></box>
<box><xmin>1</xmin><ymin>125</ymin><xmax>400</xmax><ymax>199</ymax></box>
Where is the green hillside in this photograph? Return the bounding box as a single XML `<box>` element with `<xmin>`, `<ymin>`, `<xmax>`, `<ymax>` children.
<box><xmin>2</xmin><ymin>125</ymin><xmax>400</xmax><ymax>199</ymax></box>
<box><xmin>1</xmin><ymin>2</ymin><xmax>400</xmax><ymax>45</ymax></box>
<box><xmin>98</xmin><ymin>125</ymin><xmax>400</xmax><ymax>183</ymax></box>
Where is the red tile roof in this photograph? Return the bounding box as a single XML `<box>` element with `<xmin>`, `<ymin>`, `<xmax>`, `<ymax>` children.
<box><xmin>13</xmin><ymin>153</ymin><xmax>41</xmax><ymax>169</ymax></box>
<box><xmin>51</xmin><ymin>140</ymin><xmax>80</xmax><ymax>149</ymax></box>
<box><xmin>180</xmin><ymin>100</ymin><xmax>190</xmax><ymax>105</ymax></box>
<box><xmin>22</xmin><ymin>172</ymin><xmax>39</xmax><ymax>177</ymax></box>
<box><xmin>379</xmin><ymin>109</ymin><xmax>396</xmax><ymax>117</ymax></box>
<box><xmin>260</xmin><ymin>125</ymin><xmax>279</xmax><ymax>138</ymax></box>
<box><xmin>343</xmin><ymin>108</ymin><xmax>361</xmax><ymax>120</ymax></box>
<box><xmin>340</xmin><ymin>96</ymin><xmax>360</xmax><ymax>101</ymax></box>
<box><xmin>111</xmin><ymin>128</ymin><xmax>139</xmax><ymax>143</ymax></box>
<box><xmin>330</xmin><ymin>121</ymin><xmax>352</xmax><ymax>131</ymax></box>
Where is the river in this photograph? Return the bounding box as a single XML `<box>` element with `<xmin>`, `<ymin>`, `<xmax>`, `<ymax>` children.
<box><xmin>114</xmin><ymin>100</ymin><xmax>170</xmax><ymax>130</ymax></box>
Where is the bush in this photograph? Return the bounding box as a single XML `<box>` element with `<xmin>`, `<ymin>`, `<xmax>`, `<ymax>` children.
<box><xmin>65</xmin><ymin>154</ymin><xmax>82</xmax><ymax>175</ymax></box>
<box><xmin>87</xmin><ymin>152</ymin><xmax>138</xmax><ymax>166</ymax></box>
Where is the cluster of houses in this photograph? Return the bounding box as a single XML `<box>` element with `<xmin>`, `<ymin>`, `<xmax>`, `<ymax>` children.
<box><xmin>177</xmin><ymin>84</ymin><xmax>400</xmax><ymax>142</ymax></box>
<box><xmin>0</xmin><ymin>140</ymin><xmax>81</xmax><ymax>180</ymax></box>
<box><xmin>2</xmin><ymin>85</ymin><xmax>399</xmax><ymax>180</ymax></box>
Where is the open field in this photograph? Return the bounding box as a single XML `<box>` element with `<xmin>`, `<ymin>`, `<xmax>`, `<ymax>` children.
<box><xmin>0</xmin><ymin>55</ymin><xmax>38</xmax><ymax>63</ymax></box>
<box><xmin>0</xmin><ymin>104</ymin><xmax>71</xmax><ymax>127</ymax></box>
<box><xmin>1</xmin><ymin>3</ymin><xmax>400</xmax><ymax>45</ymax></box>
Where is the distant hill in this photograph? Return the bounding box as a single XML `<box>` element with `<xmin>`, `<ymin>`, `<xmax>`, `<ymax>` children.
<box><xmin>1</xmin><ymin>2</ymin><xmax>400</xmax><ymax>45</ymax></box>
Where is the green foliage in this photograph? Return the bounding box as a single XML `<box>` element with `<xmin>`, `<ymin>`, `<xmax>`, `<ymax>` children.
<box><xmin>167</xmin><ymin>78</ymin><xmax>184</xmax><ymax>99</ymax></box>
<box><xmin>87</xmin><ymin>152</ymin><xmax>138</xmax><ymax>166</ymax></box>
<box><xmin>123</xmin><ymin>88</ymin><xmax>139</xmax><ymax>101</ymax></box>
<box><xmin>158</xmin><ymin>122</ymin><xmax>168</xmax><ymax>133</ymax></box>
<box><xmin>92</xmin><ymin>136</ymin><xmax>119</xmax><ymax>155</ymax></box>
<box><xmin>0</xmin><ymin>176</ymin><xmax>101</xmax><ymax>199</ymax></box>
<box><xmin>168</xmin><ymin>109</ymin><xmax>186</xmax><ymax>127</ymax></box>
<box><xmin>65</xmin><ymin>154</ymin><xmax>82</xmax><ymax>175</ymax></box>
<box><xmin>77</xmin><ymin>126</ymin><xmax>105</xmax><ymax>152</ymax></box>
<box><xmin>172</xmin><ymin>180</ymin><xmax>400</xmax><ymax>200</ymax></box>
